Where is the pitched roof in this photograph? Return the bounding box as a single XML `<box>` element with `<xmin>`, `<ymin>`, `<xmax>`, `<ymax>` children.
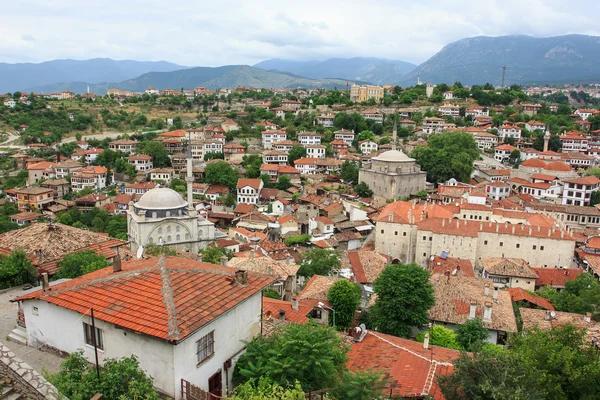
<box><xmin>519</xmin><ymin>308</ymin><xmax>600</xmax><ymax>346</ymax></box>
<box><xmin>507</xmin><ymin>288</ymin><xmax>554</xmax><ymax>311</ymax></box>
<box><xmin>346</xmin><ymin>331</ymin><xmax>460</xmax><ymax>400</ymax></box>
<box><xmin>530</xmin><ymin>268</ymin><xmax>582</xmax><ymax>287</ymax></box>
<box><xmin>430</xmin><ymin>256</ymin><xmax>474</xmax><ymax>277</ymax></box>
<box><xmin>298</xmin><ymin>275</ymin><xmax>338</xmax><ymax>304</ymax></box>
<box><xmin>348</xmin><ymin>251</ymin><xmax>388</xmax><ymax>284</ymax></box>
<box><xmin>562</xmin><ymin>176</ymin><xmax>600</xmax><ymax>185</ymax></box>
<box><xmin>377</xmin><ymin>201</ymin><xmax>454</xmax><ymax>224</ymax></box>
<box><xmin>429</xmin><ymin>276</ymin><xmax>518</xmax><ymax>332</ymax></box>
<box><xmin>228</xmin><ymin>256</ymin><xmax>299</xmax><ymax>278</ymax></box>
<box><xmin>481</xmin><ymin>258</ymin><xmax>538</xmax><ymax>279</ymax></box>
<box><xmin>262</xmin><ymin>297</ymin><xmax>311</xmax><ymax>323</ymax></box>
<box><xmin>16</xmin><ymin>257</ymin><xmax>276</xmax><ymax>342</ymax></box>
<box><xmin>236</xmin><ymin>178</ymin><xmax>262</xmax><ymax>190</ymax></box>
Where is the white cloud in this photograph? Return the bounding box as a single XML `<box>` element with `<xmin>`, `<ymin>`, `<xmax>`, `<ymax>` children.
<box><xmin>0</xmin><ymin>0</ymin><xmax>598</xmax><ymax>65</ymax></box>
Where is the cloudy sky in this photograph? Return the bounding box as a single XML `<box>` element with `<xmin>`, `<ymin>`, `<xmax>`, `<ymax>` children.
<box><xmin>1</xmin><ymin>0</ymin><xmax>599</xmax><ymax>66</ymax></box>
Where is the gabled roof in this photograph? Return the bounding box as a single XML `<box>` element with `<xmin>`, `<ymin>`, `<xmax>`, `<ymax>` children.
<box><xmin>262</xmin><ymin>297</ymin><xmax>311</xmax><ymax>323</ymax></box>
<box><xmin>236</xmin><ymin>178</ymin><xmax>262</xmax><ymax>190</ymax></box>
<box><xmin>507</xmin><ymin>288</ymin><xmax>554</xmax><ymax>311</ymax></box>
<box><xmin>348</xmin><ymin>251</ymin><xmax>388</xmax><ymax>284</ymax></box>
<box><xmin>298</xmin><ymin>275</ymin><xmax>338</xmax><ymax>305</ymax></box>
<box><xmin>15</xmin><ymin>256</ymin><xmax>276</xmax><ymax>342</ymax></box>
<box><xmin>562</xmin><ymin>176</ymin><xmax>600</xmax><ymax>185</ymax></box>
<box><xmin>346</xmin><ymin>331</ymin><xmax>460</xmax><ymax>400</ymax></box>
<box><xmin>377</xmin><ymin>201</ymin><xmax>454</xmax><ymax>224</ymax></box>
<box><xmin>530</xmin><ymin>268</ymin><xmax>582</xmax><ymax>287</ymax></box>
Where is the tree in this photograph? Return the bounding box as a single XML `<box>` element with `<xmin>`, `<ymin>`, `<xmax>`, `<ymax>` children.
<box><xmin>0</xmin><ymin>249</ymin><xmax>35</xmax><ymax>288</ymax></box>
<box><xmin>288</xmin><ymin>145</ymin><xmax>307</xmax><ymax>166</ymax></box>
<box><xmin>234</xmin><ymin>322</ymin><xmax>348</xmax><ymax>391</ymax></box>
<box><xmin>329</xmin><ymin>369</ymin><xmax>387</xmax><ymax>400</ymax></box>
<box><xmin>263</xmin><ymin>288</ymin><xmax>281</xmax><ymax>300</ymax></box>
<box><xmin>354</xmin><ymin>182</ymin><xmax>373</xmax><ymax>198</ymax></box>
<box><xmin>327</xmin><ymin>279</ymin><xmax>362</xmax><ymax>329</ymax></box>
<box><xmin>223</xmin><ymin>192</ymin><xmax>236</xmax><ymax>207</ymax></box>
<box><xmin>205</xmin><ymin>161</ymin><xmax>238</xmax><ymax>189</ymax></box>
<box><xmin>438</xmin><ymin>345</ymin><xmax>548</xmax><ymax>400</ymax></box>
<box><xmin>417</xmin><ymin>325</ymin><xmax>461</xmax><ymax>350</ymax></box>
<box><xmin>47</xmin><ymin>350</ymin><xmax>159</xmax><ymax>400</ymax></box>
<box><xmin>538</xmin><ymin>272</ymin><xmax>600</xmax><ymax>319</ymax></box>
<box><xmin>411</xmin><ymin>132</ymin><xmax>479</xmax><ymax>183</ymax></box>
<box><xmin>276</xmin><ymin>175</ymin><xmax>292</xmax><ymax>190</ymax></box>
<box><xmin>200</xmin><ymin>246</ymin><xmax>231</xmax><ymax>264</ymax></box>
<box><xmin>298</xmin><ymin>248</ymin><xmax>341</xmax><ymax>277</ymax></box>
<box><xmin>139</xmin><ymin>141</ymin><xmax>171</xmax><ymax>168</ymax></box>
<box><xmin>509</xmin><ymin>149</ymin><xmax>521</xmax><ymax>165</ymax></box>
<box><xmin>370</xmin><ymin>263</ymin><xmax>435</xmax><ymax>337</ymax></box>
<box><xmin>229</xmin><ymin>377</ymin><xmax>304</xmax><ymax>400</ymax></box>
<box><xmin>341</xmin><ymin>160</ymin><xmax>359</xmax><ymax>184</ymax></box>
<box><xmin>242</xmin><ymin>154</ymin><xmax>263</xmax><ymax>178</ymax></box>
<box><xmin>456</xmin><ymin>318</ymin><xmax>489</xmax><ymax>351</ymax></box>
<box><xmin>55</xmin><ymin>250</ymin><xmax>108</xmax><ymax>279</ymax></box>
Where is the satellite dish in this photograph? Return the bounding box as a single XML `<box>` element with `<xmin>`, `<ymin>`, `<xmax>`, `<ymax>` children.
<box><xmin>550</xmin><ymin>311</ymin><xmax>556</xmax><ymax>318</ymax></box>
<box><xmin>137</xmin><ymin>246</ymin><xmax>144</xmax><ymax>260</ymax></box>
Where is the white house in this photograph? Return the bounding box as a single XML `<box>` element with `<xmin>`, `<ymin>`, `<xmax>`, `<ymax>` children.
<box><xmin>70</xmin><ymin>166</ymin><xmax>107</xmax><ymax>191</ymax></box>
<box><xmin>562</xmin><ymin>176</ymin><xmax>600</xmax><ymax>206</ymax></box>
<box><xmin>494</xmin><ymin>144</ymin><xmax>516</xmax><ymax>162</ymax></box>
<box><xmin>359</xmin><ymin>140</ymin><xmax>378</xmax><ymax>154</ymax></box>
<box><xmin>473</xmin><ymin>132</ymin><xmax>499</xmax><ymax>150</ymax></box>
<box><xmin>145</xmin><ymin>87</ymin><xmax>160</xmax><ymax>95</ymax></box>
<box><xmin>360</xmin><ymin>110</ymin><xmax>383</xmax><ymax>124</ymax></box>
<box><xmin>128</xmin><ymin>154</ymin><xmax>154</xmax><ymax>172</ymax></box>
<box><xmin>3</xmin><ymin>98</ymin><xmax>16</xmax><ymax>108</ymax></box>
<box><xmin>498</xmin><ymin>125</ymin><xmax>521</xmax><ymax>140</ymax></box>
<box><xmin>293</xmin><ymin>157</ymin><xmax>319</xmax><ymax>174</ymax></box>
<box><xmin>438</xmin><ymin>104</ymin><xmax>460</xmax><ymax>117</ymax></box>
<box><xmin>443</xmin><ymin>91</ymin><xmax>454</xmax><ymax>100</ymax></box>
<box><xmin>486</xmin><ymin>181</ymin><xmax>510</xmax><ymax>201</ymax></box>
<box><xmin>316</xmin><ymin>114</ymin><xmax>335</xmax><ymax>127</ymax></box>
<box><xmin>575</xmin><ymin>109</ymin><xmax>595</xmax><ymax>120</ymax></box>
<box><xmin>525</xmin><ymin>121</ymin><xmax>546</xmax><ymax>133</ymax></box>
<box><xmin>334</xmin><ymin>129</ymin><xmax>355</xmax><ymax>146</ymax></box>
<box><xmin>236</xmin><ymin>178</ymin><xmax>263</xmax><ymax>204</ymax></box>
<box><xmin>84</xmin><ymin>148</ymin><xmax>104</xmax><ymax>165</ymax></box>
<box><xmin>261</xmin><ymin>130</ymin><xmax>287</xmax><ymax>149</ymax></box>
<box><xmin>306</xmin><ymin>144</ymin><xmax>326</xmax><ymax>159</ymax></box>
<box><xmin>13</xmin><ymin>257</ymin><xmax>275</xmax><ymax>399</ymax></box>
<box><xmin>297</xmin><ymin>132</ymin><xmax>321</xmax><ymax>146</ymax></box>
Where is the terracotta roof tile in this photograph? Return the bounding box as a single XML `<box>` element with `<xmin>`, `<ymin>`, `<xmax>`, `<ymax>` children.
<box><xmin>530</xmin><ymin>267</ymin><xmax>582</xmax><ymax>287</ymax></box>
<box><xmin>507</xmin><ymin>288</ymin><xmax>554</xmax><ymax>310</ymax></box>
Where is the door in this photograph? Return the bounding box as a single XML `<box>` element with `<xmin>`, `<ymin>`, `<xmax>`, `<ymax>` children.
<box><xmin>208</xmin><ymin>370</ymin><xmax>222</xmax><ymax>398</ymax></box>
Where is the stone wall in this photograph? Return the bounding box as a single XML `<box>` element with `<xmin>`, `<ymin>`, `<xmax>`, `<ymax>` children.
<box><xmin>0</xmin><ymin>341</ymin><xmax>62</xmax><ymax>400</ymax></box>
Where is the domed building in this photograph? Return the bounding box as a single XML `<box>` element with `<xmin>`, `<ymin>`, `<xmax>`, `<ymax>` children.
<box><xmin>359</xmin><ymin>149</ymin><xmax>427</xmax><ymax>200</ymax></box>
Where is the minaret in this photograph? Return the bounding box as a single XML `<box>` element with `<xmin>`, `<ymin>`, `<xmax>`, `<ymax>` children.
<box><xmin>543</xmin><ymin>126</ymin><xmax>550</xmax><ymax>152</ymax></box>
<box><xmin>392</xmin><ymin>114</ymin><xmax>397</xmax><ymax>151</ymax></box>
<box><xmin>186</xmin><ymin>132</ymin><xmax>196</xmax><ymax>215</ymax></box>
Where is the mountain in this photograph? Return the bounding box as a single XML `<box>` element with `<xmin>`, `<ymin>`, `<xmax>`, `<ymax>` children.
<box><xmin>254</xmin><ymin>57</ymin><xmax>416</xmax><ymax>85</ymax></box>
<box><xmin>25</xmin><ymin>65</ymin><xmax>368</xmax><ymax>94</ymax></box>
<box><xmin>0</xmin><ymin>58</ymin><xmax>188</xmax><ymax>93</ymax></box>
<box><xmin>398</xmin><ymin>34</ymin><xmax>600</xmax><ymax>86</ymax></box>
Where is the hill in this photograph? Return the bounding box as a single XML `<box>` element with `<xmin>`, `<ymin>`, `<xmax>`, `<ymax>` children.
<box><xmin>254</xmin><ymin>57</ymin><xmax>416</xmax><ymax>85</ymax></box>
<box><xmin>398</xmin><ymin>34</ymin><xmax>600</xmax><ymax>86</ymax></box>
<box><xmin>0</xmin><ymin>58</ymin><xmax>188</xmax><ymax>93</ymax></box>
<box><xmin>25</xmin><ymin>65</ymin><xmax>366</xmax><ymax>94</ymax></box>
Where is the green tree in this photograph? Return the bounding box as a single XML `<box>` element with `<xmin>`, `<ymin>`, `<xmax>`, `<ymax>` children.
<box><xmin>341</xmin><ymin>160</ymin><xmax>359</xmax><ymax>184</ymax></box>
<box><xmin>242</xmin><ymin>154</ymin><xmax>263</xmax><ymax>178</ymax></box>
<box><xmin>200</xmin><ymin>246</ymin><xmax>231</xmax><ymax>264</ymax></box>
<box><xmin>0</xmin><ymin>249</ymin><xmax>36</xmax><ymax>288</ymax></box>
<box><xmin>276</xmin><ymin>175</ymin><xmax>292</xmax><ymax>190</ymax></box>
<box><xmin>55</xmin><ymin>250</ymin><xmax>108</xmax><ymax>279</ymax></box>
<box><xmin>288</xmin><ymin>145</ymin><xmax>307</xmax><ymax>166</ymax></box>
<box><xmin>229</xmin><ymin>377</ymin><xmax>304</xmax><ymax>400</ymax></box>
<box><xmin>370</xmin><ymin>263</ymin><xmax>435</xmax><ymax>337</ymax></box>
<box><xmin>327</xmin><ymin>279</ymin><xmax>362</xmax><ymax>329</ymax></box>
<box><xmin>417</xmin><ymin>325</ymin><xmax>461</xmax><ymax>350</ymax></box>
<box><xmin>47</xmin><ymin>350</ymin><xmax>159</xmax><ymax>400</ymax></box>
<box><xmin>234</xmin><ymin>322</ymin><xmax>348</xmax><ymax>391</ymax></box>
<box><xmin>354</xmin><ymin>182</ymin><xmax>373</xmax><ymax>198</ymax></box>
<box><xmin>509</xmin><ymin>149</ymin><xmax>521</xmax><ymax>165</ymax></box>
<box><xmin>223</xmin><ymin>192</ymin><xmax>236</xmax><ymax>207</ymax></box>
<box><xmin>411</xmin><ymin>132</ymin><xmax>479</xmax><ymax>183</ymax></box>
<box><xmin>139</xmin><ymin>141</ymin><xmax>171</xmax><ymax>168</ymax></box>
<box><xmin>456</xmin><ymin>317</ymin><xmax>489</xmax><ymax>351</ymax></box>
<box><xmin>263</xmin><ymin>288</ymin><xmax>281</xmax><ymax>300</ymax></box>
<box><xmin>205</xmin><ymin>161</ymin><xmax>238</xmax><ymax>189</ymax></box>
<box><xmin>329</xmin><ymin>369</ymin><xmax>387</xmax><ymax>400</ymax></box>
<box><xmin>298</xmin><ymin>248</ymin><xmax>341</xmax><ymax>277</ymax></box>
<box><xmin>538</xmin><ymin>273</ymin><xmax>600</xmax><ymax>319</ymax></box>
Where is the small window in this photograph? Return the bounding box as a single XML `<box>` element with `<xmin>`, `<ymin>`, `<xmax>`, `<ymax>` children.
<box><xmin>83</xmin><ymin>322</ymin><xmax>104</xmax><ymax>350</ymax></box>
<box><xmin>429</xmin><ymin>237</ymin><xmax>432</xmax><ymax>241</ymax></box>
<box><xmin>516</xmin><ymin>244</ymin><xmax>520</xmax><ymax>248</ymax></box>
<box><xmin>541</xmin><ymin>246</ymin><xmax>545</xmax><ymax>251</ymax></box>
<box><xmin>311</xmin><ymin>308</ymin><xmax>322</xmax><ymax>319</ymax></box>
<box><xmin>395</xmin><ymin>231</ymin><xmax>398</xmax><ymax>236</ymax></box>
<box><xmin>533</xmin><ymin>245</ymin><xmax>537</xmax><ymax>250</ymax></box>
<box><xmin>423</xmin><ymin>236</ymin><xmax>426</xmax><ymax>240</ymax></box>
<box><xmin>499</xmin><ymin>242</ymin><xmax>504</xmax><ymax>247</ymax></box>
<box><xmin>196</xmin><ymin>331</ymin><xmax>215</xmax><ymax>365</ymax></box>
<box><xmin>380</xmin><ymin>230</ymin><xmax>384</xmax><ymax>234</ymax></box>
<box><xmin>403</xmin><ymin>232</ymin><xmax>407</xmax><ymax>236</ymax></box>
<box><xmin>423</xmin><ymin>253</ymin><xmax>427</xmax><ymax>257</ymax></box>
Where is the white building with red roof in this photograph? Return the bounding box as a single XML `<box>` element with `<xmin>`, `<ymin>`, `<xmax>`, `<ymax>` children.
<box><xmin>562</xmin><ymin>175</ymin><xmax>600</xmax><ymax>206</ymax></box>
<box><xmin>236</xmin><ymin>178</ymin><xmax>263</xmax><ymax>204</ymax></box>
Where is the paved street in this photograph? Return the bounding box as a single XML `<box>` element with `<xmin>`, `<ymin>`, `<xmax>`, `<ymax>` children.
<box><xmin>0</xmin><ymin>286</ymin><xmax>64</xmax><ymax>374</ymax></box>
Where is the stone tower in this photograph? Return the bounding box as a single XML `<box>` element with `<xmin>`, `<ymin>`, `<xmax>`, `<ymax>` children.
<box><xmin>543</xmin><ymin>128</ymin><xmax>550</xmax><ymax>152</ymax></box>
<box><xmin>426</xmin><ymin>83</ymin><xmax>434</xmax><ymax>98</ymax></box>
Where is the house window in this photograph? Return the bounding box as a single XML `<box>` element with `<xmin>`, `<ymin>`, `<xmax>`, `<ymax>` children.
<box><xmin>311</xmin><ymin>308</ymin><xmax>322</xmax><ymax>319</ymax></box>
<box><xmin>83</xmin><ymin>322</ymin><xmax>104</xmax><ymax>350</ymax></box>
<box><xmin>380</xmin><ymin>230</ymin><xmax>384</xmax><ymax>234</ymax></box>
<box><xmin>423</xmin><ymin>236</ymin><xmax>426</xmax><ymax>240</ymax></box>
<box><xmin>484</xmin><ymin>240</ymin><xmax>488</xmax><ymax>245</ymax></box>
<box><xmin>196</xmin><ymin>331</ymin><xmax>215</xmax><ymax>365</ymax></box>
<box><xmin>516</xmin><ymin>244</ymin><xmax>520</xmax><ymax>248</ymax></box>
<box><xmin>403</xmin><ymin>232</ymin><xmax>407</xmax><ymax>236</ymax></box>
<box><xmin>499</xmin><ymin>242</ymin><xmax>503</xmax><ymax>247</ymax></box>
<box><xmin>540</xmin><ymin>246</ymin><xmax>544</xmax><ymax>251</ymax></box>
<box><xmin>533</xmin><ymin>245</ymin><xmax>537</xmax><ymax>250</ymax></box>
<box><xmin>395</xmin><ymin>231</ymin><xmax>398</xmax><ymax>236</ymax></box>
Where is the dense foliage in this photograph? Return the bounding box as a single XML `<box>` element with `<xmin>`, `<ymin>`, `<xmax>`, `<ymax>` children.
<box><xmin>204</xmin><ymin>161</ymin><xmax>238</xmax><ymax>189</ymax></box>
<box><xmin>538</xmin><ymin>273</ymin><xmax>600</xmax><ymax>319</ymax></box>
<box><xmin>327</xmin><ymin>279</ymin><xmax>362</xmax><ymax>329</ymax></box>
<box><xmin>55</xmin><ymin>250</ymin><xmax>108</xmax><ymax>279</ymax></box>
<box><xmin>297</xmin><ymin>248</ymin><xmax>341</xmax><ymax>277</ymax></box>
<box><xmin>0</xmin><ymin>249</ymin><xmax>36</xmax><ymax>289</ymax></box>
<box><xmin>56</xmin><ymin>207</ymin><xmax>127</xmax><ymax>240</ymax></box>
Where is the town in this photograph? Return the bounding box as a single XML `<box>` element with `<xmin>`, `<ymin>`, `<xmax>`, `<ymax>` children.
<box><xmin>1</xmin><ymin>75</ymin><xmax>600</xmax><ymax>400</ymax></box>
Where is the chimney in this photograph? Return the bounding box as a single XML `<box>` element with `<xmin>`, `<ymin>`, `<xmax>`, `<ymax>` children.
<box><xmin>388</xmin><ymin>213</ymin><xmax>393</xmax><ymax>222</ymax></box>
<box><xmin>483</xmin><ymin>301</ymin><xmax>493</xmax><ymax>322</ymax></box>
<box><xmin>250</xmin><ymin>250</ymin><xmax>255</xmax><ymax>259</ymax></box>
<box><xmin>469</xmin><ymin>300</ymin><xmax>477</xmax><ymax>319</ymax></box>
<box><xmin>496</xmin><ymin>224</ymin><xmax>499</xmax><ymax>233</ymax></box>
<box><xmin>279</xmin><ymin>310</ymin><xmax>286</xmax><ymax>320</ymax></box>
<box><xmin>442</xmin><ymin>219</ymin><xmax>445</xmax><ymax>227</ymax></box>
<box><xmin>292</xmin><ymin>295</ymin><xmax>298</xmax><ymax>311</ymax></box>
<box><xmin>480</xmin><ymin>222</ymin><xmax>483</xmax><ymax>230</ymax></box>
<box><xmin>112</xmin><ymin>251</ymin><xmax>122</xmax><ymax>273</ymax></box>
<box><xmin>423</xmin><ymin>333</ymin><xmax>430</xmax><ymax>349</ymax></box>
<box><xmin>529</xmin><ymin>226</ymin><xmax>532</xmax><ymax>235</ymax></box>
<box><xmin>484</xmin><ymin>283</ymin><xmax>490</xmax><ymax>297</ymax></box>
<box><xmin>584</xmin><ymin>313</ymin><xmax>592</xmax><ymax>323</ymax></box>
<box><xmin>235</xmin><ymin>270</ymin><xmax>248</xmax><ymax>285</ymax></box>
<box><xmin>220</xmin><ymin>255</ymin><xmax>228</xmax><ymax>267</ymax></box>
<box><xmin>285</xmin><ymin>255</ymin><xmax>292</xmax><ymax>264</ymax></box>
<box><xmin>42</xmin><ymin>273</ymin><xmax>49</xmax><ymax>291</ymax></box>
<box><xmin>512</xmin><ymin>225</ymin><xmax>515</xmax><ymax>234</ymax></box>
<box><xmin>544</xmin><ymin>310</ymin><xmax>552</xmax><ymax>320</ymax></box>
<box><xmin>493</xmin><ymin>287</ymin><xmax>499</xmax><ymax>300</ymax></box>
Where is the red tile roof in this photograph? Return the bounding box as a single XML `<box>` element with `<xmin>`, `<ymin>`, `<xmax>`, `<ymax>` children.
<box><xmin>347</xmin><ymin>331</ymin><xmax>460</xmax><ymax>399</ymax></box>
<box><xmin>562</xmin><ymin>176</ymin><xmax>600</xmax><ymax>185</ymax></box>
<box><xmin>530</xmin><ymin>267</ymin><xmax>583</xmax><ymax>288</ymax></box>
<box><xmin>262</xmin><ymin>297</ymin><xmax>311</xmax><ymax>323</ymax></box>
<box><xmin>236</xmin><ymin>178</ymin><xmax>262</xmax><ymax>190</ymax></box>
<box><xmin>507</xmin><ymin>288</ymin><xmax>554</xmax><ymax>311</ymax></box>
<box><xmin>16</xmin><ymin>257</ymin><xmax>276</xmax><ymax>342</ymax></box>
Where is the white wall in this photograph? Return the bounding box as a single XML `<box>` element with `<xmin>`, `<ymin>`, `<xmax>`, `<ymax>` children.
<box><xmin>22</xmin><ymin>299</ymin><xmax>176</xmax><ymax>395</ymax></box>
<box><xmin>172</xmin><ymin>293</ymin><xmax>263</xmax><ymax>398</ymax></box>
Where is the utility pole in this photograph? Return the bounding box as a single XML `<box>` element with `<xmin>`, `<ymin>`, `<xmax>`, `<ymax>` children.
<box><xmin>501</xmin><ymin>65</ymin><xmax>507</xmax><ymax>89</ymax></box>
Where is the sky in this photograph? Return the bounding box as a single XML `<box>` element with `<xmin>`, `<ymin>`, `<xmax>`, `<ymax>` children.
<box><xmin>1</xmin><ymin>0</ymin><xmax>599</xmax><ymax>66</ymax></box>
